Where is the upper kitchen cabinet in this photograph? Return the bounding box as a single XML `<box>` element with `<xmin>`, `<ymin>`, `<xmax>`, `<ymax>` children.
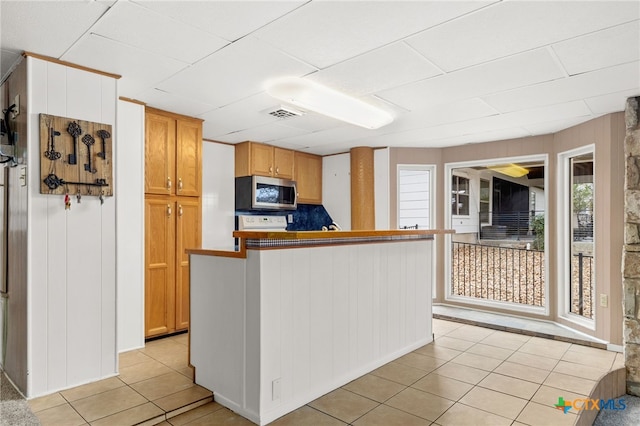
<box><xmin>145</xmin><ymin>108</ymin><xmax>202</xmax><ymax>197</ymax></box>
<box><xmin>235</xmin><ymin>141</ymin><xmax>294</xmax><ymax>180</ymax></box>
<box><xmin>294</xmin><ymin>151</ymin><xmax>323</xmax><ymax>204</ymax></box>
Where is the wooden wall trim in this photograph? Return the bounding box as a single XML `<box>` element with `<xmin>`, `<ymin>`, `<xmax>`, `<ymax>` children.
<box><xmin>23</xmin><ymin>51</ymin><xmax>122</xmax><ymax>79</ymax></box>
<box><xmin>119</xmin><ymin>96</ymin><xmax>146</xmax><ymax>106</ymax></box>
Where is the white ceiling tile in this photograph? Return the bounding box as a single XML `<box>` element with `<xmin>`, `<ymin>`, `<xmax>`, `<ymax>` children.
<box><xmin>137</xmin><ymin>88</ymin><xmax>215</xmax><ymax>118</ymax></box>
<box><xmin>89</xmin><ymin>1</ymin><xmax>229</xmax><ymax>64</ymax></box>
<box><xmin>307</xmin><ymin>42</ymin><xmax>442</xmax><ymax>96</ymax></box>
<box><xmin>522</xmin><ymin>116</ymin><xmax>596</xmax><ymax>136</ymax></box>
<box><xmin>406</xmin><ymin>1</ymin><xmax>640</xmax><ymax>72</ymax></box>
<box><xmin>0</xmin><ymin>1</ymin><xmax>109</xmax><ymax>57</ymax></box>
<box><xmin>584</xmin><ymin>89</ymin><xmax>640</xmax><ymax>115</ymax></box>
<box><xmin>61</xmin><ymin>33</ymin><xmax>188</xmax><ymax>96</ymax></box>
<box><xmin>378</xmin><ymin>48</ymin><xmax>565</xmax><ymax>111</ymax></box>
<box><xmin>275</xmin><ymin>124</ymin><xmax>373</xmax><ymax>149</ymax></box>
<box><xmin>254</xmin><ymin>1</ymin><xmax>494</xmax><ymax>68</ymax></box>
<box><xmin>483</xmin><ymin>61</ymin><xmax>640</xmax><ymax>113</ymax></box>
<box><xmin>212</xmin><ymin>122</ymin><xmax>310</xmax><ymax>145</ymax></box>
<box><xmin>131</xmin><ymin>0</ymin><xmax>306</xmax><ymax>42</ymax></box>
<box><xmin>552</xmin><ymin>21</ymin><xmax>640</xmax><ymax>76</ymax></box>
<box><xmin>157</xmin><ymin>36</ymin><xmax>317</xmax><ymax>108</ymax></box>
<box><xmin>414</xmin><ymin>128</ymin><xmax>532</xmax><ymax>148</ymax></box>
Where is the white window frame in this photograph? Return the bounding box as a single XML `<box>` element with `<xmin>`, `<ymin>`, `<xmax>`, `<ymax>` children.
<box><xmin>557</xmin><ymin>145</ymin><xmax>596</xmax><ymax>330</ymax></box>
<box><xmin>444</xmin><ymin>155</ymin><xmax>549</xmax><ymax>316</ymax></box>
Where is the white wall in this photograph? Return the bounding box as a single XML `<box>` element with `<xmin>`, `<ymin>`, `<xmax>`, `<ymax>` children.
<box><xmin>27</xmin><ymin>57</ymin><xmax>117</xmax><ymax>397</ymax></box>
<box><xmin>202</xmin><ymin>142</ymin><xmax>235</xmax><ymax>250</ymax></box>
<box><xmin>116</xmin><ymin>100</ymin><xmax>145</xmax><ymax>353</ymax></box>
<box><xmin>374</xmin><ymin>148</ymin><xmax>390</xmax><ymax>229</ymax></box>
<box><xmin>322</xmin><ymin>153</ymin><xmax>351</xmax><ymax>230</ymax></box>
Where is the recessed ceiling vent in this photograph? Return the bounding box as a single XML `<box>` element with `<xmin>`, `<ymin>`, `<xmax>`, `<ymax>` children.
<box><xmin>266</xmin><ymin>105</ymin><xmax>305</xmax><ymax>119</ymax></box>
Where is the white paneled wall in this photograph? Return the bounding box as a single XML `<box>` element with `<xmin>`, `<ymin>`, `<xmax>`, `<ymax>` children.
<box><xmin>116</xmin><ymin>100</ymin><xmax>145</xmax><ymax>353</ymax></box>
<box><xmin>322</xmin><ymin>153</ymin><xmax>351</xmax><ymax>230</ymax></box>
<box><xmin>201</xmin><ymin>142</ymin><xmax>235</xmax><ymax>250</ymax></box>
<box><xmin>27</xmin><ymin>57</ymin><xmax>117</xmax><ymax>397</ymax></box>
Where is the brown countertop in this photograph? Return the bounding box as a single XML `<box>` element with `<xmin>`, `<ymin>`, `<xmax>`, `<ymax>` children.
<box><xmin>187</xmin><ymin>229</ymin><xmax>453</xmax><ymax>258</ymax></box>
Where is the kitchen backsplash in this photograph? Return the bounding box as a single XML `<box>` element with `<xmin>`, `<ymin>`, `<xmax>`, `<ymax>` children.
<box><xmin>235</xmin><ymin>204</ymin><xmax>335</xmax><ymax>231</ymax></box>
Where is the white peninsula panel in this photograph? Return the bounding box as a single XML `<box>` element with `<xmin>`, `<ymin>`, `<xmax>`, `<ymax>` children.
<box><xmin>190</xmin><ymin>236</ymin><xmax>434</xmax><ymax>425</ymax></box>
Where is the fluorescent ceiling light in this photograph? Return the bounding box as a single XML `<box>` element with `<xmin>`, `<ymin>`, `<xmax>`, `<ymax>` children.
<box><xmin>266</xmin><ymin>77</ymin><xmax>394</xmax><ymax>129</ymax></box>
<box><xmin>488</xmin><ymin>164</ymin><xmax>529</xmax><ymax>178</ymax></box>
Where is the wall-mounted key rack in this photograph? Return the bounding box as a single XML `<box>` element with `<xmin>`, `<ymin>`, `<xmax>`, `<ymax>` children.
<box><xmin>39</xmin><ymin>113</ymin><xmax>113</xmax><ymax>196</ymax></box>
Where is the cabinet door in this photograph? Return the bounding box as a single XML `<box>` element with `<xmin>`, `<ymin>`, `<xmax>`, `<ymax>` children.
<box><xmin>274</xmin><ymin>147</ymin><xmax>294</xmax><ymax>179</ymax></box>
<box><xmin>175</xmin><ymin>198</ymin><xmax>201</xmax><ymax>331</ymax></box>
<box><xmin>295</xmin><ymin>152</ymin><xmax>323</xmax><ymax>204</ymax></box>
<box><xmin>250</xmin><ymin>143</ymin><xmax>275</xmax><ymax>177</ymax></box>
<box><xmin>176</xmin><ymin>119</ymin><xmax>202</xmax><ymax>197</ymax></box>
<box><xmin>145</xmin><ymin>113</ymin><xmax>176</xmax><ymax>195</ymax></box>
<box><xmin>145</xmin><ymin>197</ymin><xmax>176</xmax><ymax>337</ymax></box>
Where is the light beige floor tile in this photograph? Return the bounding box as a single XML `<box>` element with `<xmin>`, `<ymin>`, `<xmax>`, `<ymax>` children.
<box><xmin>176</xmin><ymin>366</ymin><xmax>194</xmax><ymax>380</ymax></box>
<box><xmin>613</xmin><ymin>352</ymin><xmax>625</xmax><ymax>369</ymax></box>
<box><xmin>170</xmin><ymin>333</ymin><xmax>189</xmax><ymax>346</ymax></box>
<box><xmin>118</xmin><ymin>359</ymin><xmax>173</xmax><ymax>384</ymax></box>
<box><xmin>466</xmin><ymin>343</ymin><xmax>514</xmax><ymax>360</ymax></box>
<box><xmin>516</xmin><ymin>401</ymin><xmax>578</xmax><ymax>426</ymax></box>
<box><xmin>34</xmin><ymin>403</ymin><xmax>87</xmax><ymax>426</ymax></box>
<box><xmin>566</xmin><ymin>343</ymin><xmax>612</xmax><ymax>357</ymax></box>
<box><xmin>413</xmin><ymin>344</ymin><xmax>462</xmax><ymax>361</ymax></box>
<box><xmin>89</xmin><ymin>402</ymin><xmax>164</xmax><ymax>426</ymax></box>
<box><xmin>506</xmin><ymin>351</ymin><xmax>559</xmax><ymax>371</ymax></box>
<box><xmin>531</xmin><ymin>385</ymin><xmax>588</xmax><ymax>407</ymax></box>
<box><xmin>432</xmin><ymin>320</ymin><xmax>464</xmax><ymax>337</ymax></box>
<box><xmin>270</xmin><ymin>405</ymin><xmax>346</xmax><ymax>426</ymax></box>
<box><xmin>494</xmin><ymin>361</ymin><xmax>550</xmax><ymax>384</ymax></box>
<box><xmin>561</xmin><ymin>349</ymin><xmax>616</xmax><ymax>370</ymax></box>
<box><xmin>370</xmin><ymin>361</ymin><xmax>429</xmax><ymax>386</ymax></box>
<box><xmin>70</xmin><ymin>386</ymin><xmax>147</xmax><ymax>422</ymax></box>
<box><xmin>448</xmin><ymin>352</ymin><xmax>502</xmax><ymax>371</ymax></box>
<box><xmin>181</xmin><ymin>407</ymin><xmax>254</xmax><ymax>425</ymax></box>
<box><xmin>119</xmin><ymin>350</ymin><xmax>153</xmax><ymax>368</ymax></box>
<box><xmin>130</xmin><ymin>371</ymin><xmax>195</xmax><ymax>401</ymax></box>
<box><xmin>395</xmin><ymin>352</ymin><xmax>446</xmax><ymax>371</ymax></box>
<box><xmin>411</xmin><ymin>372</ymin><xmax>473</xmax><ymax>401</ymax></box>
<box><xmin>518</xmin><ymin>339</ymin><xmax>571</xmax><ymax>359</ymax></box>
<box><xmin>385</xmin><ymin>387</ymin><xmax>453</xmax><ymax>421</ymax></box>
<box><xmin>308</xmin><ymin>388</ymin><xmax>378</xmax><ymax>423</ymax></box>
<box><xmin>445</xmin><ymin>325</ymin><xmax>495</xmax><ymax>342</ymax></box>
<box><xmin>479</xmin><ymin>331</ymin><xmax>531</xmax><ymax>350</ymax></box>
<box><xmin>166</xmin><ymin>401</ymin><xmax>224</xmax><ymax>426</ymax></box>
<box><xmin>543</xmin><ymin>372</ymin><xmax>596</xmax><ymax>395</ymax></box>
<box><xmin>433</xmin><ymin>336</ymin><xmax>476</xmax><ymax>351</ymax></box>
<box><xmin>60</xmin><ymin>377</ymin><xmax>125</xmax><ymax>402</ymax></box>
<box><xmin>342</xmin><ymin>374</ymin><xmax>406</xmax><ymax>402</ymax></box>
<box><xmin>432</xmin><ymin>362</ymin><xmax>490</xmax><ymax>385</ymax></box>
<box><xmin>153</xmin><ymin>385</ymin><xmax>213</xmax><ymax>412</ymax></box>
<box><xmin>477</xmin><ymin>373</ymin><xmax>540</xmax><ymax>400</ymax></box>
<box><xmin>354</xmin><ymin>404</ymin><xmax>431</xmax><ymax>426</ymax></box>
<box><xmin>553</xmin><ymin>360</ymin><xmax>609</xmax><ymax>381</ymax></box>
<box><xmin>435</xmin><ymin>402</ymin><xmax>512</xmax><ymax>426</ymax></box>
<box><xmin>459</xmin><ymin>387</ymin><xmax>527</xmax><ymax>419</ymax></box>
<box><xmin>28</xmin><ymin>392</ymin><xmax>68</xmax><ymax>412</ymax></box>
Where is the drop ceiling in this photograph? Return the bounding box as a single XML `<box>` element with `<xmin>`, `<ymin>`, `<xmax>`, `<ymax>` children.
<box><xmin>1</xmin><ymin>0</ymin><xmax>639</xmax><ymax>156</ymax></box>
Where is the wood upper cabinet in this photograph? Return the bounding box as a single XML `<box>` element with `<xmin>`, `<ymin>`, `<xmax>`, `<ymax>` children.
<box><xmin>294</xmin><ymin>151</ymin><xmax>323</xmax><ymax>204</ymax></box>
<box><xmin>235</xmin><ymin>141</ymin><xmax>294</xmax><ymax>179</ymax></box>
<box><xmin>146</xmin><ymin>109</ymin><xmax>202</xmax><ymax>197</ymax></box>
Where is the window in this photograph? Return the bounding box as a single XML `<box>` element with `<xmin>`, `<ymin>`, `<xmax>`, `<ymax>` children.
<box><xmin>480</xmin><ymin>179</ymin><xmax>490</xmax><ymax>223</ymax></box>
<box><xmin>451</xmin><ymin>175</ymin><xmax>469</xmax><ymax>216</ymax></box>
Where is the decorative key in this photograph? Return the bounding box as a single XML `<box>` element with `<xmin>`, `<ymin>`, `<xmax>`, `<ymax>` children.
<box><xmin>99</xmin><ymin>191</ymin><xmax>104</xmax><ymax>205</ymax></box>
<box><xmin>82</xmin><ymin>134</ymin><xmax>97</xmax><ymax>174</ymax></box>
<box><xmin>67</xmin><ymin>121</ymin><xmax>81</xmax><ymax>165</ymax></box>
<box><xmin>96</xmin><ymin>129</ymin><xmax>110</xmax><ymax>160</ymax></box>
<box><xmin>44</xmin><ymin>125</ymin><xmax>61</xmax><ymax>160</ymax></box>
<box><xmin>76</xmin><ymin>190</ymin><xmax>82</xmax><ymax>204</ymax></box>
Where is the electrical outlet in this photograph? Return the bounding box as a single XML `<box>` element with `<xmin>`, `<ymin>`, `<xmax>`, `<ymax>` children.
<box><xmin>12</xmin><ymin>95</ymin><xmax>19</xmax><ymax>118</ymax></box>
<box><xmin>600</xmin><ymin>294</ymin><xmax>608</xmax><ymax>308</ymax></box>
<box><xmin>287</xmin><ymin>214</ymin><xmax>293</xmax><ymax>223</ymax></box>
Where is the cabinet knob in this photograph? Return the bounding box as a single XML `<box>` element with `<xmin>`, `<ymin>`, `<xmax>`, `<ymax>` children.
<box><xmin>167</xmin><ymin>177</ymin><xmax>172</xmax><ymax>190</ymax></box>
<box><xmin>276</xmin><ymin>167</ymin><xmax>279</xmax><ymax>175</ymax></box>
<box><xmin>269</xmin><ymin>166</ymin><xmax>273</xmax><ymax>173</ymax></box>
<box><xmin>167</xmin><ymin>204</ymin><xmax>172</xmax><ymax>217</ymax></box>
<box><xmin>178</xmin><ymin>178</ymin><xmax>183</xmax><ymax>191</ymax></box>
<box><xmin>178</xmin><ymin>205</ymin><xmax>183</xmax><ymax>217</ymax></box>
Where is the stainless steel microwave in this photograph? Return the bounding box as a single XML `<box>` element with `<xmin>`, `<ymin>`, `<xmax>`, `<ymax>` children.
<box><xmin>235</xmin><ymin>176</ymin><xmax>298</xmax><ymax>211</ymax></box>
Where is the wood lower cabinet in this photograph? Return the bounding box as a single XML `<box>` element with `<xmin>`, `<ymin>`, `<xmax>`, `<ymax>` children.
<box><xmin>294</xmin><ymin>151</ymin><xmax>323</xmax><ymax>204</ymax></box>
<box><xmin>145</xmin><ymin>196</ymin><xmax>201</xmax><ymax>337</ymax></box>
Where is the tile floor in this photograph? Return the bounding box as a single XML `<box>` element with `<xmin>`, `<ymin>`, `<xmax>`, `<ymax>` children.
<box><xmin>28</xmin><ymin>320</ymin><xmax>624</xmax><ymax>425</ymax></box>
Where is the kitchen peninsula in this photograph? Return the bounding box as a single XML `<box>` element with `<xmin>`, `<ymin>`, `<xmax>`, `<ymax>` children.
<box><xmin>187</xmin><ymin>229</ymin><xmax>453</xmax><ymax>425</ymax></box>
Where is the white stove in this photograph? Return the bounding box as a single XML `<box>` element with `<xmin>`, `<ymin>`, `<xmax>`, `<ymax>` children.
<box><xmin>238</xmin><ymin>215</ymin><xmax>288</xmax><ymax>231</ymax></box>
